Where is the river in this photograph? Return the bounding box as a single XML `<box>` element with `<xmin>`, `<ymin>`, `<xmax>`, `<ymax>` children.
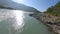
<box><xmin>0</xmin><ymin>9</ymin><xmax>53</xmax><ymax>34</ymax></box>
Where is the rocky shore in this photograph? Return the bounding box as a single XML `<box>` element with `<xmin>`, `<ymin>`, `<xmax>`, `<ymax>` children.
<box><xmin>29</xmin><ymin>13</ymin><xmax>60</xmax><ymax>34</ymax></box>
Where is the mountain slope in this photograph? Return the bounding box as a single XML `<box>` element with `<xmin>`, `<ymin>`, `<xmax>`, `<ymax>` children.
<box><xmin>0</xmin><ymin>0</ymin><xmax>40</xmax><ymax>13</ymax></box>
<box><xmin>44</xmin><ymin>1</ymin><xmax>60</xmax><ymax>16</ymax></box>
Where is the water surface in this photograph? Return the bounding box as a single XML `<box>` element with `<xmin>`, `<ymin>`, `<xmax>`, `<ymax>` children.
<box><xmin>0</xmin><ymin>9</ymin><xmax>53</xmax><ymax>34</ymax></box>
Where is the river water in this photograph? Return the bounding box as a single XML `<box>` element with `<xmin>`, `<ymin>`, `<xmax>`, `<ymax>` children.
<box><xmin>0</xmin><ymin>9</ymin><xmax>53</xmax><ymax>34</ymax></box>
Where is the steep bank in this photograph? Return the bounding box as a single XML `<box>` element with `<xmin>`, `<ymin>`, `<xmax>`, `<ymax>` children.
<box><xmin>29</xmin><ymin>1</ymin><xmax>60</xmax><ymax>34</ymax></box>
<box><xmin>29</xmin><ymin>13</ymin><xmax>60</xmax><ymax>34</ymax></box>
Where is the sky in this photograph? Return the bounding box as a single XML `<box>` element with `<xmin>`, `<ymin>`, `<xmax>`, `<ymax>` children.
<box><xmin>12</xmin><ymin>0</ymin><xmax>60</xmax><ymax>12</ymax></box>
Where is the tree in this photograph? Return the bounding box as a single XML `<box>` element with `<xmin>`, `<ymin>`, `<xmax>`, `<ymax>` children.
<box><xmin>55</xmin><ymin>1</ymin><xmax>60</xmax><ymax>7</ymax></box>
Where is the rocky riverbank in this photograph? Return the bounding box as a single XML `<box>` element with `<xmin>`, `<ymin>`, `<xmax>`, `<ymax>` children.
<box><xmin>29</xmin><ymin>13</ymin><xmax>60</xmax><ymax>34</ymax></box>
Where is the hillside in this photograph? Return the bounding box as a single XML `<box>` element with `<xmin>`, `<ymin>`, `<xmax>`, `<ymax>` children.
<box><xmin>44</xmin><ymin>1</ymin><xmax>60</xmax><ymax>16</ymax></box>
<box><xmin>29</xmin><ymin>1</ymin><xmax>60</xmax><ymax>34</ymax></box>
<box><xmin>0</xmin><ymin>0</ymin><xmax>40</xmax><ymax>13</ymax></box>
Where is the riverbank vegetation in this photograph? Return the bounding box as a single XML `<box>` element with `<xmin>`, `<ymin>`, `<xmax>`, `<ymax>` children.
<box><xmin>44</xmin><ymin>1</ymin><xmax>60</xmax><ymax>16</ymax></box>
<box><xmin>29</xmin><ymin>1</ymin><xmax>60</xmax><ymax>34</ymax></box>
<box><xmin>44</xmin><ymin>1</ymin><xmax>60</xmax><ymax>24</ymax></box>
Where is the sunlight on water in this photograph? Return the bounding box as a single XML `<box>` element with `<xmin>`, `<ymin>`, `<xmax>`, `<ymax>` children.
<box><xmin>0</xmin><ymin>9</ymin><xmax>53</xmax><ymax>34</ymax></box>
<box><xmin>13</xmin><ymin>10</ymin><xmax>24</xmax><ymax>32</ymax></box>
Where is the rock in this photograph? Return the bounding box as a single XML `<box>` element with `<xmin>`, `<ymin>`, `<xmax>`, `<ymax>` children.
<box><xmin>30</xmin><ymin>13</ymin><xmax>60</xmax><ymax>34</ymax></box>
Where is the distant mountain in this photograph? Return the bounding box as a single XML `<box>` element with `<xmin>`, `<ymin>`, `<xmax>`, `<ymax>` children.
<box><xmin>0</xmin><ymin>0</ymin><xmax>40</xmax><ymax>13</ymax></box>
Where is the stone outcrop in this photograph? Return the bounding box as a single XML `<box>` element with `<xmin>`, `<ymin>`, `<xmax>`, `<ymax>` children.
<box><xmin>29</xmin><ymin>13</ymin><xmax>60</xmax><ymax>34</ymax></box>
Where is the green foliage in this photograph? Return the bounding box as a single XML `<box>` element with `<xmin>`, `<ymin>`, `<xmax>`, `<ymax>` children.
<box><xmin>55</xmin><ymin>1</ymin><xmax>60</xmax><ymax>7</ymax></box>
<box><xmin>44</xmin><ymin>1</ymin><xmax>60</xmax><ymax>16</ymax></box>
<box><xmin>45</xmin><ymin>6</ymin><xmax>54</xmax><ymax>13</ymax></box>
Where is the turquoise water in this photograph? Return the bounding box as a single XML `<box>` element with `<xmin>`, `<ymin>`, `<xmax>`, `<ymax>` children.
<box><xmin>0</xmin><ymin>9</ymin><xmax>53</xmax><ymax>34</ymax></box>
